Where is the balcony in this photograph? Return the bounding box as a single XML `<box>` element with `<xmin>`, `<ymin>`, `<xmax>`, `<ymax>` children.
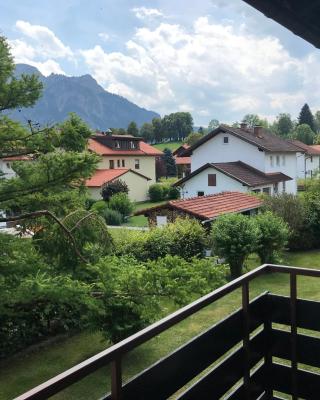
<box><xmin>15</xmin><ymin>264</ymin><xmax>320</xmax><ymax>400</ymax></box>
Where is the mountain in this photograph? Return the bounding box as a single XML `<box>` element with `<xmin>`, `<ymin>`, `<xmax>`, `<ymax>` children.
<box><xmin>10</xmin><ymin>64</ymin><xmax>160</xmax><ymax>129</ymax></box>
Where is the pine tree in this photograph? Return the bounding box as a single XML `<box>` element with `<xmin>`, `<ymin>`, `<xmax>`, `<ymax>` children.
<box><xmin>298</xmin><ymin>103</ymin><xmax>315</xmax><ymax>131</ymax></box>
<box><xmin>162</xmin><ymin>148</ymin><xmax>176</xmax><ymax>177</ymax></box>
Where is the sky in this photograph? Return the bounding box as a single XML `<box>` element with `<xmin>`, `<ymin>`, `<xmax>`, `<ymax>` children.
<box><xmin>1</xmin><ymin>0</ymin><xmax>320</xmax><ymax>126</ymax></box>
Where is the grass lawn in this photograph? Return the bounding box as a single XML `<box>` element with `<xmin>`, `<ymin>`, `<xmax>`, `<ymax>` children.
<box><xmin>153</xmin><ymin>141</ymin><xmax>183</xmax><ymax>151</ymax></box>
<box><xmin>3</xmin><ymin>250</ymin><xmax>320</xmax><ymax>399</ymax></box>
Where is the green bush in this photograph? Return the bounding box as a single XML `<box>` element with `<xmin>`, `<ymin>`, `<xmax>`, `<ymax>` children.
<box><xmin>90</xmin><ymin>200</ymin><xmax>108</xmax><ymax>215</ymax></box>
<box><xmin>111</xmin><ymin>229</ymin><xmax>148</xmax><ymax>260</ymax></box>
<box><xmin>145</xmin><ymin>218</ymin><xmax>206</xmax><ymax>260</ymax></box>
<box><xmin>148</xmin><ymin>184</ymin><xmax>164</xmax><ymax>201</ymax></box>
<box><xmin>167</xmin><ymin>186</ymin><xmax>180</xmax><ymax>200</ymax></box>
<box><xmin>108</xmin><ymin>193</ymin><xmax>134</xmax><ymax>220</ymax></box>
<box><xmin>103</xmin><ymin>208</ymin><xmax>123</xmax><ymax>226</ymax></box>
<box><xmin>211</xmin><ymin>214</ymin><xmax>260</xmax><ymax>278</ymax></box>
<box><xmin>254</xmin><ymin>211</ymin><xmax>289</xmax><ymax>263</ymax></box>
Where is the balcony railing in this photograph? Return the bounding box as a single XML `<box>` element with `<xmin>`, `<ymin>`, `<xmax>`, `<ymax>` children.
<box><xmin>15</xmin><ymin>264</ymin><xmax>320</xmax><ymax>400</ymax></box>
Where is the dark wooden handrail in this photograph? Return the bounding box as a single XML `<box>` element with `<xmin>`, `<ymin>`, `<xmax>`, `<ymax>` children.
<box><xmin>14</xmin><ymin>264</ymin><xmax>320</xmax><ymax>400</ymax></box>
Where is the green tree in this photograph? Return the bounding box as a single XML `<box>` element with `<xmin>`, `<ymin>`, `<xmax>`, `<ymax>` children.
<box><xmin>161</xmin><ymin>148</ymin><xmax>176</xmax><ymax>177</ymax></box>
<box><xmin>152</xmin><ymin>117</ymin><xmax>164</xmax><ymax>142</ymax></box>
<box><xmin>254</xmin><ymin>211</ymin><xmax>289</xmax><ymax>263</ymax></box>
<box><xmin>211</xmin><ymin>214</ymin><xmax>260</xmax><ymax>278</ymax></box>
<box><xmin>140</xmin><ymin>122</ymin><xmax>154</xmax><ymax>142</ymax></box>
<box><xmin>59</xmin><ymin>112</ymin><xmax>93</xmax><ymax>152</ymax></box>
<box><xmin>274</xmin><ymin>113</ymin><xmax>293</xmax><ymax>137</ymax></box>
<box><xmin>184</xmin><ymin>132</ymin><xmax>203</xmax><ymax>146</ymax></box>
<box><xmin>242</xmin><ymin>114</ymin><xmax>269</xmax><ymax>128</ymax></box>
<box><xmin>127</xmin><ymin>121</ymin><xmax>139</xmax><ymax>136</ymax></box>
<box><xmin>208</xmin><ymin>119</ymin><xmax>220</xmax><ymax>131</ymax></box>
<box><xmin>293</xmin><ymin>123</ymin><xmax>315</xmax><ymax>145</ymax></box>
<box><xmin>0</xmin><ymin>36</ymin><xmax>43</xmax><ymax>112</ymax></box>
<box><xmin>314</xmin><ymin>110</ymin><xmax>320</xmax><ymax>133</ymax></box>
<box><xmin>298</xmin><ymin>103</ymin><xmax>315</xmax><ymax>131</ymax></box>
<box><xmin>101</xmin><ymin>179</ymin><xmax>128</xmax><ymax>202</ymax></box>
<box><xmin>108</xmin><ymin>192</ymin><xmax>134</xmax><ymax>220</ymax></box>
<box><xmin>162</xmin><ymin>112</ymin><xmax>193</xmax><ymax>141</ymax></box>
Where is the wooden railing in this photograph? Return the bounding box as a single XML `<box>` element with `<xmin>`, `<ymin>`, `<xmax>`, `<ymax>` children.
<box><xmin>15</xmin><ymin>264</ymin><xmax>320</xmax><ymax>400</ymax></box>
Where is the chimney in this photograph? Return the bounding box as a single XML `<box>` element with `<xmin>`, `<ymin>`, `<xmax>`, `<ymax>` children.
<box><xmin>253</xmin><ymin>125</ymin><xmax>263</xmax><ymax>137</ymax></box>
<box><xmin>240</xmin><ymin>122</ymin><xmax>247</xmax><ymax>130</ymax></box>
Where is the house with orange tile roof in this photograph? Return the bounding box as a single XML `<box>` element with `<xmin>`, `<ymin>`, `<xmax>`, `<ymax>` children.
<box><xmin>85</xmin><ymin>169</ymin><xmax>151</xmax><ymax>202</ymax></box>
<box><xmin>87</xmin><ymin>132</ymin><xmax>163</xmax><ymax>201</ymax></box>
<box><xmin>135</xmin><ymin>191</ymin><xmax>263</xmax><ymax>227</ymax></box>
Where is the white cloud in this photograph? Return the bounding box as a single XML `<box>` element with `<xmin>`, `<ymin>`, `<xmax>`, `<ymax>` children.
<box><xmin>29</xmin><ymin>60</ymin><xmax>65</xmax><ymax>76</ymax></box>
<box><xmin>15</xmin><ymin>20</ymin><xmax>73</xmax><ymax>59</ymax></box>
<box><xmin>80</xmin><ymin>16</ymin><xmax>320</xmax><ymax>123</ymax></box>
<box><xmin>132</xmin><ymin>7</ymin><xmax>164</xmax><ymax>20</ymax></box>
<box><xmin>98</xmin><ymin>32</ymin><xmax>110</xmax><ymax>42</ymax></box>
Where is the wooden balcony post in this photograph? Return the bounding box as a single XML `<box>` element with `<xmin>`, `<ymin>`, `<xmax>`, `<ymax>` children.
<box><xmin>242</xmin><ymin>280</ymin><xmax>250</xmax><ymax>399</ymax></box>
<box><xmin>290</xmin><ymin>272</ymin><xmax>298</xmax><ymax>400</ymax></box>
<box><xmin>111</xmin><ymin>357</ymin><xmax>122</xmax><ymax>400</ymax></box>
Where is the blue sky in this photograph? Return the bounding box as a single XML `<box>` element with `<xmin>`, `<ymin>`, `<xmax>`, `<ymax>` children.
<box><xmin>1</xmin><ymin>0</ymin><xmax>319</xmax><ymax>125</ymax></box>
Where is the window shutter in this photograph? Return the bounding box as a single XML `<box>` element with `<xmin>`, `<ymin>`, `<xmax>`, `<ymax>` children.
<box><xmin>208</xmin><ymin>174</ymin><xmax>216</xmax><ymax>186</ymax></box>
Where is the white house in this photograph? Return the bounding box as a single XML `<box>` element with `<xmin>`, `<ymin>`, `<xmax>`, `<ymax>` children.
<box><xmin>177</xmin><ymin>124</ymin><xmax>303</xmax><ymax>196</ymax></box>
<box><xmin>289</xmin><ymin>140</ymin><xmax>320</xmax><ymax>179</ymax></box>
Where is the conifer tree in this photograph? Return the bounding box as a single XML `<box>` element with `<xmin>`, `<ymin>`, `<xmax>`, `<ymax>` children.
<box><xmin>298</xmin><ymin>103</ymin><xmax>315</xmax><ymax>132</ymax></box>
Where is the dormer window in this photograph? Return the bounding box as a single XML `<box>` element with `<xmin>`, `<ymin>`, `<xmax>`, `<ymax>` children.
<box><xmin>115</xmin><ymin>141</ymin><xmax>120</xmax><ymax>149</ymax></box>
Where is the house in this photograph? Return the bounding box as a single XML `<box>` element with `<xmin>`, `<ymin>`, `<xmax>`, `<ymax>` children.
<box><xmin>85</xmin><ymin>169</ymin><xmax>151</xmax><ymax>202</ymax></box>
<box><xmin>289</xmin><ymin>140</ymin><xmax>320</xmax><ymax>178</ymax></box>
<box><xmin>173</xmin><ymin>144</ymin><xmax>191</xmax><ymax>178</ymax></box>
<box><xmin>135</xmin><ymin>191</ymin><xmax>263</xmax><ymax>227</ymax></box>
<box><xmin>88</xmin><ymin>133</ymin><xmax>163</xmax><ymax>183</ymax></box>
<box><xmin>0</xmin><ymin>155</ymin><xmax>30</xmax><ymax>179</ymax></box>
<box><xmin>173</xmin><ymin>161</ymin><xmax>292</xmax><ymax>198</ymax></box>
<box><xmin>180</xmin><ymin>124</ymin><xmax>303</xmax><ymax>195</ymax></box>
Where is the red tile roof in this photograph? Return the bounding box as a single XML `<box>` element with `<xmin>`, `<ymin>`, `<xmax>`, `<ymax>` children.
<box><xmin>174</xmin><ymin>161</ymin><xmax>292</xmax><ymax>188</ymax></box>
<box><xmin>135</xmin><ymin>191</ymin><xmax>263</xmax><ymax>221</ymax></box>
<box><xmin>85</xmin><ymin>168</ymin><xmax>150</xmax><ymax>187</ymax></box>
<box><xmin>289</xmin><ymin>140</ymin><xmax>320</xmax><ymax>155</ymax></box>
<box><xmin>88</xmin><ymin>138</ymin><xmax>163</xmax><ymax>156</ymax></box>
<box><xmin>175</xmin><ymin>156</ymin><xmax>191</xmax><ymax>165</ymax></box>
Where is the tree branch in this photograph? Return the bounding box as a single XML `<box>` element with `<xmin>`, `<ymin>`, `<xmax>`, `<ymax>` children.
<box><xmin>0</xmin><ymin>210</ymin><xmax>88</xmax><ymax>264</ymax></box>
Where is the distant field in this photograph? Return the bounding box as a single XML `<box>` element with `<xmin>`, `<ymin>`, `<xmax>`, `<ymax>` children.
<box><xmin>153</xmin><ymin>141</ymin><xmax>182</xmax><ymax>151</ymax></box>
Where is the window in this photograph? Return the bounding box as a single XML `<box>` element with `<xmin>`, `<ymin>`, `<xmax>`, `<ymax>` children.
<box><xmin>270</xmin><ymin>156</ymin><xmax>273</xmax><ymax>167</ymax></box>
<box><xmin>122</xmin><ymin>159</ymin><xmax>125</xmax><ymax>167</ymax></box>
<box><xmin>109</xmin><ymin>160</ymin><xmax>114</xmax><ymax>169</ymax></box>
<box><xmin>282</xmin><ymin>181</ymin><xmax>286</xmax><ymax>193</ymax></box>
<box><xmin>197</xmin><ymin>191</ymin><xmax>205</xmax><ymax>197</ymax></box>
<box><xmin>274</xmin><ymin>183</ymin><xmax>279</xmax><ymax>194</ymax></box>
<box><xmin>208</xmin><ymin>174</ymin><xmax>216</xmax><ymax>186</ymax></box>
<box><xmin>134</xmin><ymin>159</ymin><xmax>140</xmax><ymax>169</ymax></box>
<box><xmin>252</xmin><ymin>189</ymin><xmax>261</xmax><ymax>193</ymax></box>
<box><xmin>282</xmin><ymin>155</ymin><xmax>285</xmax><ymax>166</ymax></box>
<box><xmin>263</xmin><ymin>187</ymin><xmax>271</xmax><ymax>195</ymax></box>
<box><xmin>115</xmin><ymin>141</ymin><xmax>120</xmax><ymax>149</ymax></box>
<box><xmin>276</xmin><ymin>155</ymin><xmax>280</xmax><ymax>166</ymax></box>
<box><xmin>223</xmin><ymin>136</ymin><xmax>229</xmax><ymax>144</ymax></box>
<box><xmin>117</xmin><ymin>160</ymin><xmax>121</xmax><ymax>167</ymax></box>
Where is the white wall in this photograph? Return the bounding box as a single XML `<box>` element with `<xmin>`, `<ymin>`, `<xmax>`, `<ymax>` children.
<box><xmin>264</xmin><ymin>152</ymin><xmax>297</xmax><ymax>194</ymax></box>
<box><xmin>191</xmin><ymin>133</ymin><xmax>265</xmax><ymax>172</ymax></box>
<box><xmin>180</xmin><ymin>167</ymin><xmax>247</xmax><ymax>198</ymax></box>
<box><xmin>0</xmin><ymin>160</ymin><xmax>16</xmax><ymax>179</ymax></box>
<box><xmin>306</xmin><ymin>155</ymin><xmax>320</xmax><ymax>178</ymax></box>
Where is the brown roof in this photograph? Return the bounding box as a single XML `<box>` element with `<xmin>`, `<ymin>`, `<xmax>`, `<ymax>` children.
<box><xmin>173</xmin><ymin>144</ymin><xmax>190</xmax><ymax>156</ymax></box>
<box><xmin>135</xmin><ymin>191</ymin><xmax>263</xmax><ymax>221</ymax></box>
<box><xmin>174</xmin><ymin>156</ymin><xmax>191</xmax><ymax>165</ymax></box>
<box><xmin>174</xmin><ymin>161</ymin><xmax>292</xmax><ymax>188</ymax></box>
<box><xmin>183</xmin><ymin>125</ymin><xmax>302</xmax><ymax>155</ymax></box>
<box><xmin>243</xmin><ymin>0</ymin><xmax>320</xmax><ymax>49</ymax></box>
<box><xmin>292</xmin><ymin>141</ymin><xmax>320</xmax><ymax>156</ymax></box>
<box><xmin>85</xmin><ymin>168</ymin><xmax>150</xmax><ymax>187</ymax></box>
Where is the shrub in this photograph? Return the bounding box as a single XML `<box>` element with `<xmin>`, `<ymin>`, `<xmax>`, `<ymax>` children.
<box><xmin>211</xmin><ymin>214</ymin><xmax>260</xmax><ymax>278</ymax></box>
<box><xmin>108</xmin><ymin>193</ymin><xmax>134</xmax><ymax>220</ymax></box>
<box><xmin>101</xmin><ymin>179</ymin><xmax>128</xmax><ymax>202</ymax></box>
<box><xmin>90</xmin><ymin>200</ymin><xmax>108</xmax><ymax>216</ymax></box>
<box><xmin>149</xmin><ymin>183</ymin><xmax>164</xmax><ymax>201</ymax></box>
<box><xmin>145</xmin><ymin>218</ymin><xmax>206</xmax><ymax>260</ymax></box>
<box><xmin>167</xmin><ymin>186</ymin><xmax>180</xmax><ymax>200</ymax></box>
<box><xmin>254</xmin><ymin>211</ymin><xmax>289</xmax><ymax>263</ymax></box>
<box><xmin>111</xmin><ymin>229</ymin><xmax>148</xmax><ymax>260</ymax></box>
<box><xmin>103</xmin><ymin>208</ymin><xmax>123</xmax><ymax>226</ymax></box>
